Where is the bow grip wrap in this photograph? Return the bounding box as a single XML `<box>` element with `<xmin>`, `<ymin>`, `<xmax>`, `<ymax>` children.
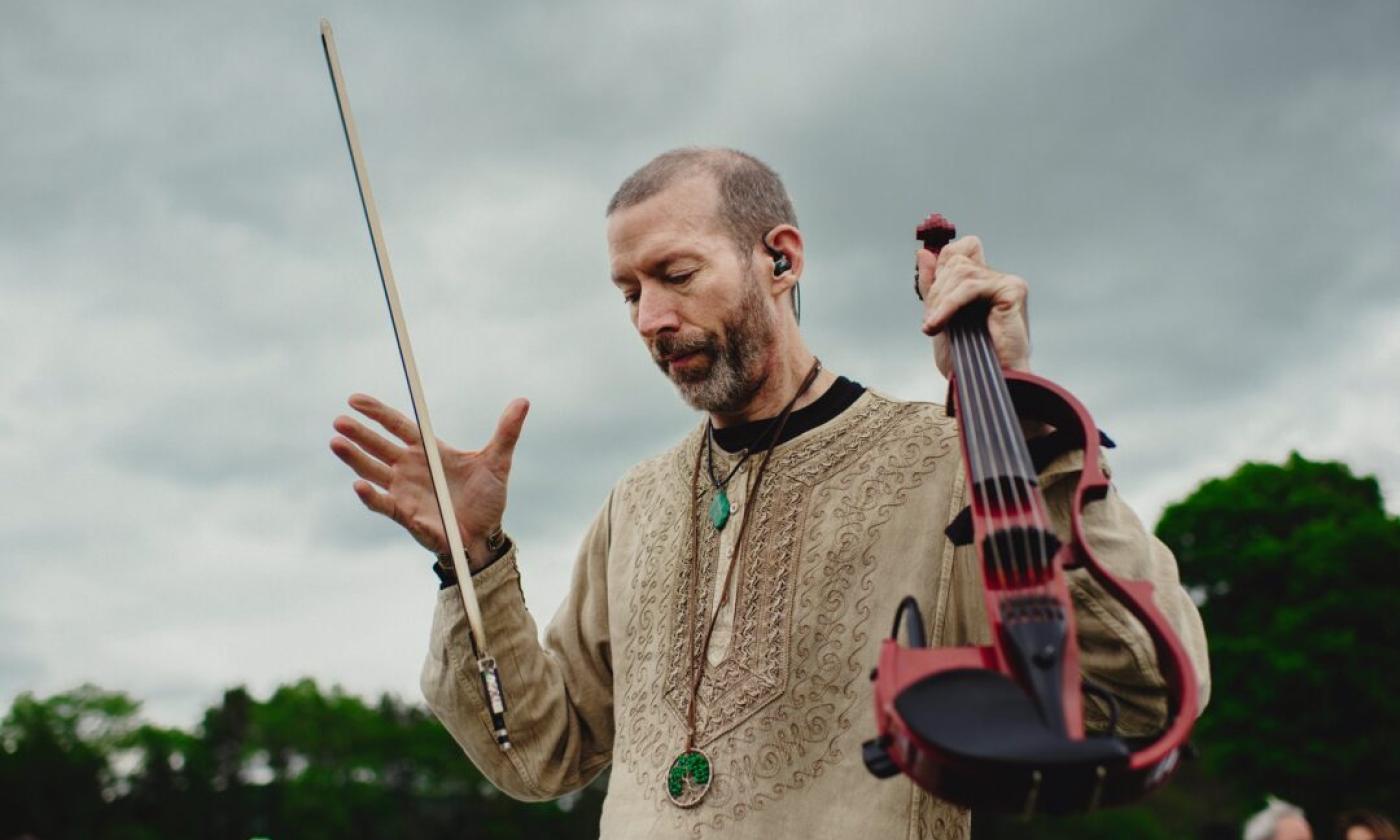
<box><xmin>478</xmin><ymin>656</ymin><xmax>511</xmax><ymax>750</ymax></box>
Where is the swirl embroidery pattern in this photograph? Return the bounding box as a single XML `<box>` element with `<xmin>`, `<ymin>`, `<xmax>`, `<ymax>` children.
<box><xmin>614</xmin><ymin>393</ymin><xmax>962</xmax><ymax>836</ymax></box>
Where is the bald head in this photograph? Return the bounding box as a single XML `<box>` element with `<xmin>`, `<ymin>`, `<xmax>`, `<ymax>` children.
<box><xmin>607</xmin><ymin>147</ymin><xmax>798</xmax><ymax>258</ymax></box>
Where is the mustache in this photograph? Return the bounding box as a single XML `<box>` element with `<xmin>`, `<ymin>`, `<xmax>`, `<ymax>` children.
<box><xmin>651</xmin><ymin>331</ymin><xmax>716</xmax><ymax>365</ymax></box>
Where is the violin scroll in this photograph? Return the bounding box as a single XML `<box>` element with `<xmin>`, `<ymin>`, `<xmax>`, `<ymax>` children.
<box><xmin>912</xmin><ymin>213</ymin><xmax>956</xmax><ymax>300</ymax></box>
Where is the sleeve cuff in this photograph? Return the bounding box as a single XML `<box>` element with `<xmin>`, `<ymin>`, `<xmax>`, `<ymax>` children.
<box><xmin>433</xmin><ymin>537</ymin><xmax>515</xmax><ymax>589</ymax></box>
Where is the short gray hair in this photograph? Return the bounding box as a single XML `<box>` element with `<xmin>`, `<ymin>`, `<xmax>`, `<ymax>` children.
<box><xmin>1243</xmin><ymin>796</ymin><xmax>1307</xmax><ymax>840</ymax></box>
<box><xmin>606</xmin><ymin>147</ymin><xmax>798</xmax><ymax>256</ymax></box>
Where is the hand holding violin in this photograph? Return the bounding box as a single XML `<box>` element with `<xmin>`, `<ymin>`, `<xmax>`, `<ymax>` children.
<box><xmin>916</xmin><ymin>234</ymin><xmax>1032</xmax><ymax>377</ymax></box>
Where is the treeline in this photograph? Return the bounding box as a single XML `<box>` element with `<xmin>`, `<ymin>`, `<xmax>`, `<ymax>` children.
<box><xmin>3</xmin><ymin>453</ymin><xmax>1397</xmax><ymax>839</ymax></box>
<box><xmin>0</xmin><ymin>680</ymin><xmax>605</xmax><ymax>840</ymax></box>
<box><xmin>979</xmin><ymin>453</ymin><xmax>1400</xmax><ymax>839</ymax></box>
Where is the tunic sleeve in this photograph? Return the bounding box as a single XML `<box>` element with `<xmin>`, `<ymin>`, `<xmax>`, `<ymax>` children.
<box><xmin>1039</xmin><ymin>449</ymin><xmax>1212</xmax><ymax>737</ymax></box>
<box><xmin>420</xmin><ymin>492</ymin><xmax>615</xmax><ymax>801</ymax></box>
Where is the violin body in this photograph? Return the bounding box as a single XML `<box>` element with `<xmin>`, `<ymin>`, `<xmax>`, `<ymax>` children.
<box><xmin>862</xmin><ymin>216</ymin><xmax>1198</xmax><ymax>815</ymax></box>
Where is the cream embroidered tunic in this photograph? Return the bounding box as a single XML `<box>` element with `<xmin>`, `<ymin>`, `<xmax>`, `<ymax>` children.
<box><xmin>421</xmin><ymin>391</ymin><xmax>1211</xmax><ymax>839</ymax></box>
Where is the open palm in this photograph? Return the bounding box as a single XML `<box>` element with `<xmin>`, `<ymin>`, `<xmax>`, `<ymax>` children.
<box><xmin>329</xmin><ymin>393</ymin><xmax>529</xmax><ymax>570</ymax></box>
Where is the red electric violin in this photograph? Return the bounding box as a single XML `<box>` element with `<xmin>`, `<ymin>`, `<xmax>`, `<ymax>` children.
<box><xmin>862</xmin><ymin>215</ymin><xmax>1198</xmax><ymax>815</ymax></box>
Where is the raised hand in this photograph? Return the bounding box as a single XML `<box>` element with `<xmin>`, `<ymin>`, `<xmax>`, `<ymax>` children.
<box><xmin>915</xmin><ymin>235</ymin><xmax>1032</xmax><ymax>378</ymax></box>
<box><xmin>330</xmin><ymin>393</ymin><xmax>529</xmax><ymax>572</ymax></box>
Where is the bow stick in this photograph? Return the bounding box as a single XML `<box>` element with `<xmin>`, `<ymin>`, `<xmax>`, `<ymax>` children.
<box><xmin>319</xmin><ymin>19</ymin><xmax>511</xmax><ymax>751</ymax></box>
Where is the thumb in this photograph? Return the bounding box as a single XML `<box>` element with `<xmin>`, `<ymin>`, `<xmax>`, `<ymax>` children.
<box><xmin>486</xmin><ymin>398</ymin><xmax>530</xmax><ymax>466</ymax></box>
<box><xmin>915</xmin><ymin>248</ymin><xmax>939</xmax><ymax>301</ymax></box>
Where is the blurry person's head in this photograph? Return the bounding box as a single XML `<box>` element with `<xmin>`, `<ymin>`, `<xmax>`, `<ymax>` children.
<box><xmin>1244</xmin><ymin>797</ymin><xmax>1312</xmax><ymax>840</ymax></box>
<box><xmin>1336</xmin><ymin>810</ymin><xmax>1400</xmax><ymax>840</ymax></box>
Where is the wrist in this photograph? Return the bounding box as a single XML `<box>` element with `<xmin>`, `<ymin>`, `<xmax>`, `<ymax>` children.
<box><xmin>462</xmin><ymin>536</ymin><xmax>492</xmax><ymax>571</ymax></box>
<box><xmin>433</xmin><ymin>526</ymin><xmax>509</xmax><ymax>584</ymax></box>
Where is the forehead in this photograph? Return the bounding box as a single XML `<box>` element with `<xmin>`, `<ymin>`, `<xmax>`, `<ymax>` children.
<box><xmin>607</xmin><ymin>174</ymin><xmax>728</xmax><ymax>274</ymax></box>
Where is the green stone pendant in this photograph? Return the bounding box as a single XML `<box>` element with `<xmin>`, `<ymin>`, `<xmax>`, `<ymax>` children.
<box><xmin>709</xmin><ymin>488</ymin><xmax>731</xmax><ymax>531</ymax></box>
<box><xmin>665</xmin><ymin>749</ymin><xmax>712</xmax><ymax>807</ymax></box>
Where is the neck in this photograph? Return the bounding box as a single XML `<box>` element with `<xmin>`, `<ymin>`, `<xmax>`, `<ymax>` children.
<box><xmin>709</xmin><ymin>334</ymin><xmax>834</xmax><ymax>429</ymax></box>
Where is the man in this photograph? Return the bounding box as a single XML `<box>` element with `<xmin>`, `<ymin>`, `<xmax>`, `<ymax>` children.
<box><xmin>329</xmin><ymin>148</ymin><xmax>1210</xmax><ymax>838</ymax></box>
<box><xmin>1244</xmin><ymin>797</ymin><xmax>1313</xmax><ymax>840</ymax></box>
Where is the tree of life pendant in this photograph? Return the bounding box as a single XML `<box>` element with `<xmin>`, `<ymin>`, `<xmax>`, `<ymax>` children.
<box><xmin>709</xmin><ymin>488</ymin><xmax>731</xmax><ymax>531</ymax></box>
<box><xmin>665</xmin><ymin>749</ymin><xmax>712</xmax><ymax>807</ymax></box>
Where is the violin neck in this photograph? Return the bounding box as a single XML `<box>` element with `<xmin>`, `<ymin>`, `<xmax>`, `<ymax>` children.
<box><xmin>948</xmin><ymin>308</ymin><xmax>1039</xmax><ymax>497</ymax></box>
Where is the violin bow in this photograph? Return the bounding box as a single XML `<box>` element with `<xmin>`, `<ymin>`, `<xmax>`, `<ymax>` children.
<box><xmin>319</xmin><ymin>19</ymin><xmax>511</xmax><ymax>751</ymax></box>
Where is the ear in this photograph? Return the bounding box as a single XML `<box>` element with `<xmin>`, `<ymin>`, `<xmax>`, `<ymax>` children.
<box><xmin>761</xmin><ymin>224</ymin><xmax>804</xmax><ymax>300</ymax></box>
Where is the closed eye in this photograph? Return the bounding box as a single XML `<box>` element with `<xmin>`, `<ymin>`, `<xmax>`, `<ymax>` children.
<box><xmin>618</xmin><ymin>268</ymin><xmax>696</xmax><ymax>305</ymax></box>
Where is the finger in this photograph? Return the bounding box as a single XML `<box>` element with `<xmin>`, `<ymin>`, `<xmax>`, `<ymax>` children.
<box><xmin>915</xmin><ymin>235</ymin><xmax>981</xmax><ymax>300</ymax></box>
<box><xmin>330</xmin><ymin>436</ymin><xmax>395</xmax><ymax>488</ymax></box>
<box><xmin>915</xmin><ymin>248</ymin><xmax>939</xmax><ymax>301</ymax></box>
<box><xmin>352</xmin><ymin>479</ymin><xmax>397</xmax><ymax>519</ymax></box>
<box><xmin>333</xmin><ymin>414</ymin><xmax>405</xmax><ymax>464</ymax></box>
<box><xmin>485</xmin><ymin>398</ymin><xmax>530</xmax><ymax>466</ymax></box>
<box><xmin>988</xmin><ymin>274</ymin><xmax>1032</xmax><ymax>335</ymax></box>
<box><xmin>921</xmin><ymin>254</ymin><xmax>979</xmax><ymax>335</ymax></box>
<box><xmin>940</xmin><ymin>235</ymin><xmax>985</xmax><ymax>266</ymax></box>
<box><xmin>923</xmin><ymin>271</ymin><xmax>997</xmax><ymax>334</ymax></box>
<box><xmin>348</xmin><ymin>393</ymin><xmax>420</xmax><ymax>446</ymax></box>
<box><xmin>922</xmin><ymin>266</ymin><xmax>1012</xmax><ymax>336</ymax></box>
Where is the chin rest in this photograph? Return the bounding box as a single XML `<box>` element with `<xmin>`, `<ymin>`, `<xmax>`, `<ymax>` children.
<box><xmin>894</xmin><ymin>669</ymin><xmax>1129</xmax><ymax>768</ymax></box>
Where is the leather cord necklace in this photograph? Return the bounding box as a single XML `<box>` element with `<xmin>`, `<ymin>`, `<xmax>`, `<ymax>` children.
<box><xmin>666</xmin><ymin>357</ymin><xmax>822</xmax><ymax>808</ymax></box>
<box><xmin>702</xmin><ymin>371</ymin><xmax>815</xmax><ymax>530</ymax></box>
<box><xmin>703</xmin><ymin>429</ymin><xmax>752</xmax><ymax>531</ymax></box>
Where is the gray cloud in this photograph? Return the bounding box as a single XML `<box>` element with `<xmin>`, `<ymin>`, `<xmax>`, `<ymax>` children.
<box><xmin>2</xmin><ymin>0</ymin><xmax>1396</xmax><ymax>724</ymax></box>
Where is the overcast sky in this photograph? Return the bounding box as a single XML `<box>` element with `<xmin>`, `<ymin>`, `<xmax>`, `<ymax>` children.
<box><xmin>2</xmin><ymin>1</ymin><xmax>1396</xmax><ymax>727</ymax></box>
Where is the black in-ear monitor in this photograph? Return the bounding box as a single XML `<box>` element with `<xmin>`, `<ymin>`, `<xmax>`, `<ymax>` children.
<box><xmin>767</xmin><ymin>245</ymin><xmax>792</xmax><ymax>276</ymax></box>
<box><xmin>764</xmin><ymin>240</ymin><xmax>798</xmax><ymax>323</ymax></box>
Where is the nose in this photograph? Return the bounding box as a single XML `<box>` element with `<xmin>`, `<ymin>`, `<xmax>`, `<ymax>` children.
<box><xmin>634</xmin><ymin>286</ymin><xmax>681</xmax><ymax>339</ymax></box>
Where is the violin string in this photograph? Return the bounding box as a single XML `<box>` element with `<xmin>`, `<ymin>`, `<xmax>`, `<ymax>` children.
<box><xmin>957</xmin><ymin>322</ymin><xmax>1013</xmax><ymax>585</ymax></box>
<box><xmin>955</xmin><ymin>323</ymin><xmax>1006</xmax><ymax>584</ymax></box>
<box><xmin>954</xmin><ymin>319</ymin><xmax>1018</xmax><ymax>589</ymax></box>
<box><xmin>986</xmin><ymin>327</ymin><xmax>1056</xmax><ymax>589</ymax></box>
<box><xmin>949</xmin><ymin>323</ymin><xmax>989</xmax><ymax>584</ymax></box>
<box><xmin>972</xmin><ymin>327</ymin><xmax>1041</xmax><ymax>583</ymax></box>
<box><xmin>964</xmin><ymin>325</ymin><xmax>1032</xmax><ymax>585</ymax></box>
<box><xmin>929</xmin><ymin>234</ymin><xmax>1008</xmax><ymax>588</ymax></box>
<box><xmin>971</xmin><ymin>326</ymin><xmax>1057</xmax><ymax>592</ymax></box>
<box><xmin>950</xmin><ymin>321</ymin><xmax>1007</xmax><ymax>589</ymax></box>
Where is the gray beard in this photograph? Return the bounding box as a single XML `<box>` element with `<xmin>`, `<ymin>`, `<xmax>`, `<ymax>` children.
<box><xmin>652</xmin><ymin>277</ymin><xmax>773</xmax><ymax>414</ymax></box>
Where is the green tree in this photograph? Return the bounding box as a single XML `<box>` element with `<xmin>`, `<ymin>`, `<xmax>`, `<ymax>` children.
<box><xmin>1156</xmin><ymin>452</ymin><xmax>1400</xmax><ymax>820</ymax></box>
<box><xmin>0</xmin><ymin>684</ymin><xmax>142</xmax><ymax>840</ymax></box>
<box><xmin>109</xmin><ymin>723</ymin><xmax>202</xmax><ymax>840</ymax></box>
<box><xmin>1</xmin><ymin>679</ymin><xmax>609</xmax><ymax>839</ymax></box>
